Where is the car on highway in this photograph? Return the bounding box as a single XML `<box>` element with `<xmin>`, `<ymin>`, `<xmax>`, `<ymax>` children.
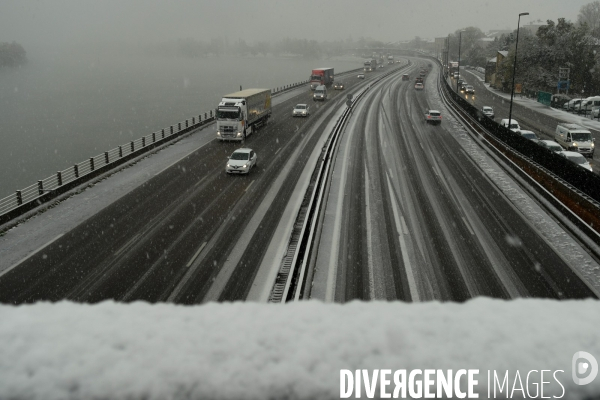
<box><xmin>465</xmin><ymin>85</ymin><xmax>475</xmax><ymax>94</ymax></box>
<box><xmin>334</xmin><ymin>82</ymin><xmax>345</xmax><ymax>90</ymax></box>
<box><xmin>460</xmin><ymin>82</ymin><xmax>468</xmax><ymax>92</ymax></box>
<box><xmin>425</xmin><ymin>110</ymin><xmax>442</xmax><ymax>125</ymax></box>
<box><xmin>292</xmin><ymin>104</ymin><xmax>310</xmax><ymax>117</ymax></box>
<box><xmin>226</xmin><ymin>148</ymin><xmax>257</xmax><ymax>174</ymax></box>
<box><xmin>538</xmin><ymin>140</ymin><xmax>564</xmax><ymax>153</ymax></box>
<box><xmin>402</xmin><ymin>74</ymin><xmax>409</xmax><ymax>81</ymax></box>
<box><xmin>414</xmin><ymin>82</ymin><xmax>424</xmax><ymax>90</ymax></box>
<box><xmin>560</xmin><ymin>151</ymin><xmax>593</xmax><ymax>172</ymax></box>
<box><xmin>500</xmin><ymin>118</ymin><xmax>521</xmax><ymax>132</ymax></box>
<box><xmin>519</xmin><ymin>130</ymin><xmax>539</xmax><ymax>143</ymax></box>
<box><xmin>357</xmin><ymin>73</ymin><xmax>365</xmax><ymax>79</ymax></box>
<box><xmin>481</xmin><ymin>106</ymin><xmax>494</xmax><ymax>118</ymax></box>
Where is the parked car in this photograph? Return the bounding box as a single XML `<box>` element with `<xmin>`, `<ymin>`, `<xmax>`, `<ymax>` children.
<box><xmin>425</xmin><ymin>110</ymin><xmax>442</xmax><ymax>125</ymax></box>
<box><xmin>500</xmin><ymin>118</ymin><xmax>521</xmax><ymax>132</ymax></box>
<box><xmin>575</xmin><ymin>96</ymin><xmax>600</xmax><ymax>114</ymax></box>
<box><xmin>357</xmin><ymin>73</ymin><xmax>365</xmax><ymax>79</ymax></box>
<box><xmin>551</xmin><ymin>94</ymin><xmax>571</xmax><ymax>109</ymax></box>
<box><xmin>519</xmin><ymin>130</ymin><xmax>539</xmax><ymax>143</ymax></box>
<box><xmin>292</xmin><ymin>104</ymin><xmax>310</xmax><ymax>117</ymax></box>
<box><xmin>592</xmin><ymin>106</ymin><xmax>600</xmax><ymax>119</ymax></box>
<box><xmin>481</xmin><ymin>106</ymin><xmax>494</xmax><ymax>118</ymax></box>
<box><xmin>538</xmin><ymin>140</ymin><xmax>564</xmax><ymax>153</ymax></box>
<box><xmin>560</xmin><ymin>151</ymin><xmax>593</xmax><ymax>172</ymax></box>
<box><xmin>226</xmin><ymin>148</ymin><xmax>257</xmax><ymax>174</ymax></box>
<box><xmin>414</xmin><ymin>82</ymin><xmax>424</xmax><ymax>90</ymax></box>
<box><xmin>565</xmin><ymin>99</ymin><xmax>582</xmax><ymax>111</ymax></box>
<box><xmin>334</xmin><ymin>82</ymin><xmax>345</xmax><ymax>90</ymax></box>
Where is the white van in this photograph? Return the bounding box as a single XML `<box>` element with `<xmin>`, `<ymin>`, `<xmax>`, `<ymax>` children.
<box><xmin>577</xmin><ymin>96</ymin><xmax>600</xmax><ymax>113</ymax></box>
<box><xmin>555</xmin><ymin>123</ymin><xmax>595</xmax><ymax>157</ymax></box>
<box><xmin>313</xmin><ymin>85</ymin><xmax>327</xmax><ymax>101</ymax></box>
<box><xmin>500</xmin><ymin>118</ymin><xmax>521</xmax><ymax>132</ymax></box>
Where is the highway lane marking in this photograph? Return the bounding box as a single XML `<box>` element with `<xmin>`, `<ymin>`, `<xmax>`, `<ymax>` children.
<box><xmin>401</xmin><ymin>215</ymin><xmax>409</xmax><ymax>235</ymax></box>
<box><xmin>245</xmin><ymin>180</ymin><xmax>255</xmax><ymax>192</ymax></box>
<box><xmin>154</xmin><ymin>151</ymin><xmax>193</xmax><ymax>176</ymax></box>
<box><xmin>0</xmin><ymin>233</ymin><xmax>64</xmax><ymax>278</ymax></box>
<box><xmin>364</xmin><ymin>166</ymin><xmax>376</xmax><ymax>300</ymax></box>
<box><xmin>275</xmin><ymin>147</ymin><xmax>282</xmax><ymax>154</ymax></box>
<box><xmin>186</xmin><ymin>242</ymin><xmax>207</xmax><ymax>268</ymax></box>
<box><xmin>194</xmin><ymin>175</ymin><xmax>210</xmax><ymax>188</ymax></box>
<box><xmin>462</xmin><ymin>217</ymin><xmax>475</xmax><ymax>236</ymax></box>
<box><xmin>114</xmin><ymin>233</ymin><xmax>140</xmax><ymax>256</ymax></box>
<box><xmin>386</xmin><ymin>173</ymin><xmax>420</xmax><ymax>302</ymax></box>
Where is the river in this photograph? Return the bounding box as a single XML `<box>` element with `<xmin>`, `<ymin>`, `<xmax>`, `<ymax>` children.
<box><xmin>0</xmin><ymin>45</ymin><xmax>361</xmax><ymax>198</ymax></box>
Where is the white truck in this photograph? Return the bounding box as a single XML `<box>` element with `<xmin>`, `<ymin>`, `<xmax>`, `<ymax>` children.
<box><xmin>216</xmin><ymin>89</ymin><xmax>272</xmax><ymax>141</ymax></box>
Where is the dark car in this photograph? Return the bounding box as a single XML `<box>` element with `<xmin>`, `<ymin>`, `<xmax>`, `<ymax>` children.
<box><xmin>334</xmin><ymin>82</ymin><xmax>345</xmax><ymax>90</ymax></box>
<box><xmin>402</xmin><ymin>74</ymin><xmax>409</xmax><ymax>81</ymax></box>
<box><xmin>481</xmin><ymin>106</ymin><xmax>494</xmax><ymax>119</ymax></box>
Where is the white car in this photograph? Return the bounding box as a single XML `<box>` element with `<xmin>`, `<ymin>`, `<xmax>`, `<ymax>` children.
<box><xmin>425</xmin><ymin>110</ymin><xmax>442</xmax><ymax>125</ymax></box>
<box><xmin>538</xmin><ymin>140</ymin><xmax>564</xmax><ymax>153</ymax></box>
<box><xmin>357</xmin><ymin>73</ymin><xmax>365</xmax><ymax>79</ymax></box>
<box><xmin>560</xmin><ymin>151</ymin><xmax>593</xmax><ymax>172</ymax></box>
<box><xmin>292</xmin><ymin>104</ymin><xmax>310</xmax><ymax>117</ymax></box>
<box><xmin>226</xmin><ymin>148</ymin><xmax>257</xmax><ymax>174</ymax></box>
<box><xmin>414</xmin><ymin>82</ymin><xmax>424</xmax><ymax>90</ymax></box>
<box><xmin>500</xmin><ymin>118</ymin><xmax>521</xmax><ymax>133</ymax></box>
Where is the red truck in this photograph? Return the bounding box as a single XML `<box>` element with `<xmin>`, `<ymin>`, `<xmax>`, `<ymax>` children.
<box><xmin>309</xmin><ymin>68</ymin><xmax>334</xmax><ymax>90</ymax></box>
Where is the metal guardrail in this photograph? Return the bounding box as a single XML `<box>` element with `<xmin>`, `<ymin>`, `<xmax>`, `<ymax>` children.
<box><xmin>0</xmin><ymin>77</ymin><xmax>324</xmax><ymax>226</ymax></box>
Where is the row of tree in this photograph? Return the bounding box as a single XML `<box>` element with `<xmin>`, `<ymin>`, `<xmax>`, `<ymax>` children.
<box><xmin>0</xmin><ymin>41</ymin><xmax>26</xmax><ymax>67</ymax></box>
<box><xmin>438</xmin><ymin>1</ymin><xmax>600</xmax><ymax>96</ymax></box>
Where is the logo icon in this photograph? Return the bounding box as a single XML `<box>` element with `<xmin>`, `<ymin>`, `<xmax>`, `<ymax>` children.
<box><xmin>572</xmin><ymin>351</ymin><xmax>598</xmax><ymax>385</ymax></box>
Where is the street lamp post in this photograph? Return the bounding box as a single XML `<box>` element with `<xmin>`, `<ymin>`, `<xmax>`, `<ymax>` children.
<box><xmin>508</xmin><ymin>12</ymin><xmax>529</xmax><ymax>130</ymax></box>
<box><xmin>456</xmin><ymin>30</ymin><xmax>465</xmax><ymax>93</ymax></box>
<box><xmin>446</xmin><ymin>34</ymin><xmax>450</xmax><ymax>77</ymax></box>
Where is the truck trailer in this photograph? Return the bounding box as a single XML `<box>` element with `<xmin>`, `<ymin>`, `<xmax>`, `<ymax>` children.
<box><xmin>309</xmin><ymin>68</ymin><xmax>334</xmax><ymax>90</ymax></box>
<box><xmin>364</xmin><ymin>59</ymin><xmax>378</xmax><ymax>72</ymax></box>
<box><xmin>216</xmin><ymin>89</ymin><xmax>272</xmax><ymax>141</ymax></box>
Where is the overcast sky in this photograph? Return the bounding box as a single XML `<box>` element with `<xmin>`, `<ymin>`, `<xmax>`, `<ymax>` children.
<box><xmin>0</xmin><ymin>0</ymin><xmax>593</xmax><ymax>47</ymax></box>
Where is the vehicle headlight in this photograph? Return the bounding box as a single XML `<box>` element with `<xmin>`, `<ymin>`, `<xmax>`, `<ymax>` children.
<box><xmin>573</xmin><ymin>143</ymin><xmax>578</xmax><ymax>147</ymax></box>
<box><xmin>237</xmin><ymin>132</ymin><xmax>242</xmax><ymax>137</ymax></box>
<box><xmin>227</xmin><ymin>163</ymin><xmax>230</xmax><ymax>167</ymax></box>
<box><xmin>243</xmin><ymin>164</ymin><xmax>247</xmax><ymax>168</ymax></box>
<box><xmin>217</xmin><ymin>131</ymin><xmax>221</xmax><ymax>136</ymax></box>
<box><xmin>592</xmin><ymin>142</ymin><xmax>595</xmax><ymax>148</ymax></box>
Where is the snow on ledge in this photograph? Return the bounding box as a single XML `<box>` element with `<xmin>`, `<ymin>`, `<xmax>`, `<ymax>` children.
<box><xmin>1</xmin><ymin>299</ymin><xmax>599</xmax><ymax>400</ymax></box>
